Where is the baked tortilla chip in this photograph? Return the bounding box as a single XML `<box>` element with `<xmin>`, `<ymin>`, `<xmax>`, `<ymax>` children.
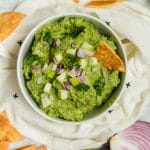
<box><xmin>0</xmin><ymin>12</ymin><xmax>25</xmax><ymax>42</ymax></box>
<box><xmin>73</xmin><ymin>0</ymin><xmax>80</xmax><ymax>3</ymax></box>
<box><xmin>0</xmin><ymin>111</ymin><xmax>23</xmax><ymax>142</ymax></box>
<box><xmin>18</xmin><ymin>145</ymin><xmax>47</xmax><ymax>150</ymax></box>
<box><xmin>94</xmin><ymin>42</ymin><xmax>125</xmax><ymax>72</ymax></box>
<box><xmin>0</xmin><ymin>141</ymin><xmax>10</xmax><ymax>150</ymax></box>
<box><xmin>18</xmin><ymin>145</ymin><xmax>36</xmax><ymax>150</ymax></box>
<box><xmin>37</xmin><ymin>145</ymin><xmax>47</xmax><ymax>150</ymax></box>
<box><xmin>86</xmin><ymin>0</ymin><xmax>125</xmax><ymax>8</ymax></box>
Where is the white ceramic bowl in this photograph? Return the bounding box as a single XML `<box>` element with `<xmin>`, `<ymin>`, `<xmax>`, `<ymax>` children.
<box><xmin>17</xmin><ymin>13</ymin><xmax>127</xmax><ymax>125</ymax></box>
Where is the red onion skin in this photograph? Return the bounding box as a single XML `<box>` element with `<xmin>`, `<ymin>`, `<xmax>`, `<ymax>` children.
<box><xmin>110</xmin><ymin>121</ymin><xmax>150</xmax><ymax>150</ymax></box>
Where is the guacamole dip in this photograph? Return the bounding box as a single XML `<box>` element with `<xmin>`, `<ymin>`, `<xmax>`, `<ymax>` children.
<box><xmin>23</xmin><ymin>17</ymin><xmax>120</xmax><ymax>121</ymax></box>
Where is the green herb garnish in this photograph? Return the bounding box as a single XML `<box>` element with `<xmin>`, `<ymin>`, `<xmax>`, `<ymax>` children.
<box><xmin>70</xmin><ymin>26</ymin><xmax>85</xmax><ymax>37</ymax></box>
<box><xmin>94</xmin><ymin>79</ymin><xmax>105</xmax><ymax>96</ymax></box>
<box><xmin>43</xmin><ymin>32</ymin><xmax>52</xmax><ymax>44</ymax></box>
<box><xmin>64</xmin><ymin>54</ymin><xmax>80</xmax><ymax>67</ymax></box>
<box><xmin>25</xmin><ymin>53</ymin><xmax>37</xmax><ymax>65</ymax></box>
<box><xmin>75</xmin><ymin>83</ymin><xmax>90</xmax><ymax>91</ymax></box>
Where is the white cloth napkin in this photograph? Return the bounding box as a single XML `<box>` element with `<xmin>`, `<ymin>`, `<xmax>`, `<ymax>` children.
<box><xmin>0</xmin><ymin>0</ymin><xmax>150</xmax><ymax>149</ymax></box>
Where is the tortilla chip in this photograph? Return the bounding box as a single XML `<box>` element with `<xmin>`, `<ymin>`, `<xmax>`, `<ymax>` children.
<box><xmin>86</xmin><ymin>0</ymin><xmax>125</xmax><ymax>8</ymax></box>
<box><xmin>37</xmin><ymin>145</ymin><xmax>47</xmax><ymax>150</ymax></box>
<box><xmin>0</xmin><ymin>111</ymin><xmax>23</xmax><ymax>142</ymax></box>
<box><xmin>0</xmin><ymin>141</ymin><xmax>10</xmax><ymax>150</ymax></box>
<box><xmin>0</xmin><ymin>12</ymin><xmax>25</xmax><ymax>42</ymax></box>
<box><xmin>18</xmin><ymin>145</ymin><xmax>37</xmax><ymax>150</ymax></box>
<box><xmin>73</xmin><ymin>0</ymin><xmax>80</xmax><ymax>3</ymax></box>
<box><xmin>94</xmin><ymin>42</ymin><xmax>125</xmax><ymax>72</ymax></box>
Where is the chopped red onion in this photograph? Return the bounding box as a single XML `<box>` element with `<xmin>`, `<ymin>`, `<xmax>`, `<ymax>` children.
<box><xmin>63</xmin><ymin>82</ymin><xmax>72</xmax><ymax>90</ymax></box>
<box><xmin>52</xmin><ymin>64</ymin><xmax>57</xmax><ymax>71</ymax></box>
<box><xmin>33</xmin><ymin>66</ymin><xmax>40</xmax><ymax>72</ymax></box>
<box><xmin>77</xmin><ymin>48</ymin><xmax>86</xmax><ymax>58</ymax></box>
<box><xmin>56</xmin><ymin>64</ymin><xmax>65</xmax><ymax>74</ymax></box>
<box><xmin>79</xmin><ymin>71</ymin><xmax>86</xmax><ymax>83</ymax></box>
<box><xmin>77</xmin><ymin>48</ymin><xmax>94</xmax><ymax>58</ymax></box>
<box><xmin>58</xmin><ymin>64</ymin><xmax>64</xmax><ymax>69</ymax></box>
<box><xmin>74</xmin><ymin>67</ymin><xmax>81</xmax><ymax>76</ymax></box>
<box><xmin>53</xmin><ymin>58</ymin><xmax>57</xmax><ymax>64</ymax></box>
<box><xmin>37</xmin><ymin>76</ymin><xmax>42</xmax><ymax>84</ymax></box>
<box><xmin>110</xmin><ymin>121</ymin><xmax>150</xmax><ymax>150</ymax></box>
<box><xmin>55</xmin><ymin>39</ymin><xmax>61</xmax><ymax>46</ymax></box>
<box><xmin>57</xmin><ymin>68</ymin><xmax>65</xmax><ymax>74</ymax></box>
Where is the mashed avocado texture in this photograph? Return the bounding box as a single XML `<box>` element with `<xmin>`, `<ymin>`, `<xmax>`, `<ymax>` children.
<box><xmin>23</xmin><ymin>17</ymin><xmax>120</xmax><ymax>121</ymax></box>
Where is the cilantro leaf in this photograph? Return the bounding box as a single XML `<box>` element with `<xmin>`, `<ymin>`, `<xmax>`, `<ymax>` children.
<box><xmin>70</xmin><ymin>26</ymin><xmax>85</xmax><ymax>37</ymax></box>
<box><xmin>64</xmin><ymin>54</ymin><xmax>80</xmax><ymax>68</ymax></box>
<box><xmin>94</xmin><ymin>79</ymin><xmax>105</xmax><ymax>96</ymax></box>
<box><xmin>43</xmin><ymin>32</ymin><xmax>52</xmax><ymax>44</ymax></box>
<box><xmin>75</xmin><ymin>83</ymin><xmax>90</xmax><ymax>91</ymax></box>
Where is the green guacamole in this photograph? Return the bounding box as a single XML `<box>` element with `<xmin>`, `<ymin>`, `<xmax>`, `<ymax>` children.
<box><xmin>23</xmin><ymin>17</ymin><xmax>120</xmax><ymax>121</ymax></box>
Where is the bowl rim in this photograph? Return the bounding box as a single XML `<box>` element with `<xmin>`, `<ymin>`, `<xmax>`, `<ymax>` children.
<box><xmin>17</xmin><ymin>13</ymin><xmax>127</xmax><ymax>125</ymax></box>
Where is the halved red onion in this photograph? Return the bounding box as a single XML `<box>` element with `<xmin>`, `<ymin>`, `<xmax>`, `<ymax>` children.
<box><xmin>63</xmin><ymin>82</ymin><xmax>72</xmax><ymax>90</ymax></box>
<box><xmin>110</xmin><ymin>121</ymin><xmax>150</xmax><ymax>150</ymax></box>
<box><xmin>33</xmin><ymin>66</ymin><xmax>40</xmax><ymax>72</ymax></box>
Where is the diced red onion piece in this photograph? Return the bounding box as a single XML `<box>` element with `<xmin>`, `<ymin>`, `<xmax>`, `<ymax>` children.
<box><xmin>63</xmin><ymin>82</ymin><xmax>72</xmax><ymax>90</ymax></box>
<box><xmin>33</xmin><ymin>66</ymin><xmax>40</xmax><ymax>72</ymax></box>
<box><xmin>74</xmin><ymin>67</ymin><xmax>81</xmax><ymax>76</ymax></box>
<box><xmin>53</xmin><ymin>58</ymin><xmax>57</xmax><ymax>64</ymax></box>
<box><xmin>77</xmin><ymin>48</ymin><xmax>86</xmax><ymax>58</ymax></box>
<box><xmin>57</xmin><ymin>68</ymin><xmax>65</xmax><ymax>74</ymax></box>
<box><xmin>55</xmin><ymin>39</ymin><xmax>61</xmax><ymax>46</ymax></box>
<box><xmin>56</xmin><ymin>64</ymin><xmax>65</xmax><ymax>74</ymax></box>
<box><xmin>85</xmin><ymin>50</ymin><xmax>94</xmax><ymax>56</ymax></box>
<box><xmin>79</xmin><ymin>71</ymin><xmax>86</xmax><ymax>83</ymax></box>
<box><xmin>77</xmin><ymin>48</ymin><xmax>94</xmax><ymax>58</ymax></box>
<box><xmin>37</xmin><ymin>76</ymin><xmax>42</xmax><ymax>84</ymax></box>
<box><xmin>52</xmin><ymin>64</ymin><xmax>57</xmax><ymax>71</ymax></box>
<box><xmin>110</xmin><ymin>121</ymin><xmax>150</xmax><ymax>150</ymax></box>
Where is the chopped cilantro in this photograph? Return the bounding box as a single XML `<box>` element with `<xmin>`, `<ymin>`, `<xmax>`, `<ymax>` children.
<box><xmin>94</xmin><ymin>79</ymin><xmax>105</xmax><ymax>96</ymax></box>
<box><xmin>70</xmin><ymin>26</ymin><xmax>85</xmax><ymax>37</ymax></box>
<box><xmin>75</xmin><ymin>83</ymin><xmax>90</xmax><ymax>91</ymax></box>
<box><xmin>43</xmin><ymin>32</ymin><xmax>52</xmax><ymax>44</ymax></box>
<box><xmin>64</xmin><ymin>54</ymin><xmax>80</xmax><ymax>68</ymax></box>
